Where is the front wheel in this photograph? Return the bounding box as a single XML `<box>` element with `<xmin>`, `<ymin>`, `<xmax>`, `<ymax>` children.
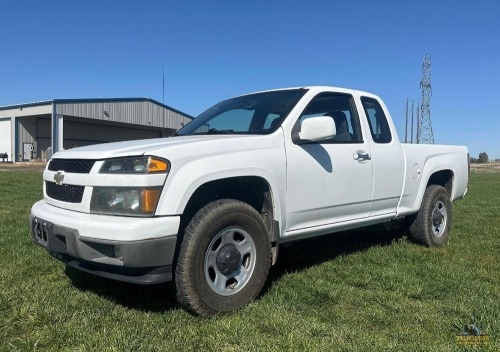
<box><xmin>175</xmin><ymin>199</ymin><xmax>271</xmax><ymax>316</ymax></box>
<box><xmin>409</xmin><ymin>185</ymin><xmax>453</xmax><ymax>247</ymax></box>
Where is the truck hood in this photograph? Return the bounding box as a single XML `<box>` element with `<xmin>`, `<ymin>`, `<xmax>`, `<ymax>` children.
<box><xmin>51</xmin><ymin>134</ymin><xmax>278</xmax><ymax>161</ymax></box>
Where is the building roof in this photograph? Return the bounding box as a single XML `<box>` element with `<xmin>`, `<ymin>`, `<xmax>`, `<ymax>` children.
<box><xmin>0</xmin><ymin>97</ymin><xmax>194</xmax><ymax>119</ymax></box>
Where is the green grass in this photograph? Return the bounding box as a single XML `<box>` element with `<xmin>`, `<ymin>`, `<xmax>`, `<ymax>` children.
<box><xmin>0</xmin><ymin>171</ymin><xmax>498</xmax><ymax>351</ymax></box>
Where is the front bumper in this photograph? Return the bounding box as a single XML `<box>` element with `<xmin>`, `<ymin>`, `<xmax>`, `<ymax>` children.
<box><xmin>30</xmin><ymin>200</ymin><xmax>180</xmax><ymax>284</ymax></box>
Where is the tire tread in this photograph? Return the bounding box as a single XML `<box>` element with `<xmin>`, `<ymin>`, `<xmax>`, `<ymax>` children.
<box><xmin>409</xmin><ymin>184</ymin><xmax>452</xmax><ymax>247</ymax></box>
<box><xmin>175</xmin><ymin>199</ymin><xmax>271</xmax><ymax>316</ymax></box>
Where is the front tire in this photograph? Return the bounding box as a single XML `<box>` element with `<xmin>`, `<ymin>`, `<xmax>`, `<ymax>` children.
<box><xmin>175</xmin><ymin>199</ymin><xmax>271</xmax><ymax>316</ymax></box>
<box><xmin>409</xmin><ymin>185</ymin><xmax>452</xmax><ymax>247</ymax></box>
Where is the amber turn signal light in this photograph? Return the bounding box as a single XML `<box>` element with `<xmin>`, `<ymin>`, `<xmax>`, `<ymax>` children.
<box><xmin>141</xmin><ymin>188</ymin><xmax>161</xmax><ymax>213</ymax></box>
<box><xmin>148</xmin><ymin>158</ymin><xmax>169</xmax><ymax>173</ymax></box>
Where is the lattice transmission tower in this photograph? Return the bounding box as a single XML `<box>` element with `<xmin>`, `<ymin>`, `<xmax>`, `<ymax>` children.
<box><xmin>418</xmin><ymin>52</ymin><xmax>434</xmax><ymax>144</ymax></box>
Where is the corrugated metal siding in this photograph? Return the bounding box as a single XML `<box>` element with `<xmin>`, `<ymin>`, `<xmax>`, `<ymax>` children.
<box><xmin>63</xmin><ymin>119</ymin><xmax>161</xmax><ymax>147</ymax></box>
<box><xmin>36</xmin><ymin>118</ymin><xmax>51</xmax><ymax>156</ymax></box>
<box><xmin>56</xmin><ymin>101</ymin><xmax>191</xmax><ymax>129</ymax></box>
<box><xmin>18</xmin><ymin>116</ymin><xmax>37</xmax><ymax>159</ymax></box>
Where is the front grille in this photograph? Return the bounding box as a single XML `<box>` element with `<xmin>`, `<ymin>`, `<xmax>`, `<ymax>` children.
<box><xmin>48</xmin><ymin>159</ymin><xmax>95</xmax><ymax>173</ymax></box>
<box><xmin>46</xmin><ymin>181</ymin><xmax>85</xmax><ymax>203</ymax></box>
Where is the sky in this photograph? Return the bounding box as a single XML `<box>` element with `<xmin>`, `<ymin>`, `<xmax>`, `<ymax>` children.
<box><xmin>1</xmin><ymin>0</ymin><xmax>499</xmax><ymax>159</ymax></box>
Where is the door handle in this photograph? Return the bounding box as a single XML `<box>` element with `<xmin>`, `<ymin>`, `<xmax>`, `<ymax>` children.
<box><xmin>353</xmin><ymin>151</ymin><xmax>372</xmax><ymax>162</ymax></box>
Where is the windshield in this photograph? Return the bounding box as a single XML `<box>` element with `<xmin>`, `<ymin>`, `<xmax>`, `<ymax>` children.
<box><xmin>176</xmin><ymin>89</ymin><xmax>307</xmax><ymax>136</ymax></box>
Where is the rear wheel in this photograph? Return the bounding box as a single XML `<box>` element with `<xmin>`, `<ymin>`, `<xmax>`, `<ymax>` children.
<box><xmin>409</xmin><ymin>185</ymin><xmax>452</xmax><ymax>246</ymax></box>
<box><xmin>175</xmin><ymin>199</ymin><xmax>271</xmax><ymax>316</ymax></box>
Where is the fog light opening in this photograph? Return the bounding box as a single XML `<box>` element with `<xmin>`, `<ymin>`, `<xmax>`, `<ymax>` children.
<box><xmin>113</xmin><ymin>245</ymin><xmax>123</xmax><ymax>261</ymax></box>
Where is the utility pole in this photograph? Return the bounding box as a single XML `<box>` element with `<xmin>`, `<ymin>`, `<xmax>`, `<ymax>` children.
<box><xmin>416</xmin><ymin>103</ymin><xmax>420</xmax><ymax>143</ymax></box>
<box><xmin>410</xmin><ymin>100</ymin><xmax>414</xmax><ymax>143</ymax></box>
<box><xmin>405</xmin><ymin>98</ymin><xmax>409</xmax><ymax>143</ymax></box>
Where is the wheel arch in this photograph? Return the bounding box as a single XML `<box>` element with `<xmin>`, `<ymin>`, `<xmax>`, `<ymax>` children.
<box><xmin>426</xmin><ymin>169</ymin><xmax>453</xmax><ymax>195</ymax></box>
<box><xmin>412</xmin><ymin>167</ymin><xmax>454</xmax><ymax>214</ymax></box>
<box><xmin>178</xmin><ymin>175</ymin><xmax>280</xmax><ymax>245</ymax></box>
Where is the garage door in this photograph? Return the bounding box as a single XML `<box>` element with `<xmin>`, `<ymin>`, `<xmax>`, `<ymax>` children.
<box><xmin>0</xmin><ymin>118</ymin><xmax>12</xmax><ymax>161</ymax></box>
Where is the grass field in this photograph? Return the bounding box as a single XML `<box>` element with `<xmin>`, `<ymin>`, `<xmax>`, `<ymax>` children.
<box><xmin>0</xmin><ymin>171</ymin><xmax>498</xmax><ymax>351</ymax></box>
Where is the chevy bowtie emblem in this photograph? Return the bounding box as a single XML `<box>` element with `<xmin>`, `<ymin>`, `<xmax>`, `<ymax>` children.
<box><xmin>54</xmin><ymin>171</ymin><xmax>65</xmax><ymax>185</ymax></box>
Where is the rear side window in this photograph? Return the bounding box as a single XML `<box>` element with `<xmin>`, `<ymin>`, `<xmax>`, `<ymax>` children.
<box><xmin>361</xmin><ymin>97</ymin><xmax>392</xmax><ymax>143</ymax></box>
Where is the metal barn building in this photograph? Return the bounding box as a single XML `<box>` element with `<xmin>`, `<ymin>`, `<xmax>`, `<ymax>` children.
<box><xmin>0</xmin><ymin>98</ymin><xmax>193</xmax><ymax>162</ymax></box>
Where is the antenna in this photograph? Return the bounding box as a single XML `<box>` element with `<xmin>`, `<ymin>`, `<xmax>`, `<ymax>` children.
<box><xmin>162</xmin><ymin>64</ymin><xmax>165</xmax><ymax>104</ymax></box>
<box><xmin>418</xmin><ymin>52</ymin><xmax>434</xmax><ymax>144</ymax></box>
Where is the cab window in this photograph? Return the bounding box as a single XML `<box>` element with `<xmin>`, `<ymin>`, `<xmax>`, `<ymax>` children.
<box><xmin>296</xmin><ymin>93</ymin><xmax>363</xmax><ymax>143</ymax></box>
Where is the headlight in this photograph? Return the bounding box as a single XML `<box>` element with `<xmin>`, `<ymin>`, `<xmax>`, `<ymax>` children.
<box><xmin>100</xmin><ymin>156</ymin><xmax>169</xmax><ymax>174</ymax></box>
<box><xmin>90</xmin><ymin>187</ymin><xmax>161</xmax><ymax>216</ymax></box>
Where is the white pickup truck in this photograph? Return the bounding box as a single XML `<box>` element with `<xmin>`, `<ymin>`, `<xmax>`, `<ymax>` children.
<box><xmin>30</xmin><ymin>86</ymin><xmax>469</xmax><ymax>316</ymax></box>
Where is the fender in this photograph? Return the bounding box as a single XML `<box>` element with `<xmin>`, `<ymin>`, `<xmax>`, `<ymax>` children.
<box><xmin>397</xmin><ymin>147</ymin><xmax>468</xmax><ymax>216</ymax></box>
<box><xmin>155</xmin><ymin>140</ymin><xmax>287</xmax><ymax>230</ymax></box>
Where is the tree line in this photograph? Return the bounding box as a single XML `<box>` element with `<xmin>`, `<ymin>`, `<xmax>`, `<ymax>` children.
<box><xmin>469</xmin><ymin>152</ymin><xmax>500</xmax><ymax>163</ymax></box>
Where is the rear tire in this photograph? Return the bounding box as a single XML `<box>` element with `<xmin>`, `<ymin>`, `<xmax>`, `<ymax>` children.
<box><xmin>409</xmin><ymin>185</ymin><xmax>452</xmax><ymax>247</ymax></box>
<box><xmin>175</xmin><ymin>199</ymin><xmax>271</xmax><ymax>316</ymax></box>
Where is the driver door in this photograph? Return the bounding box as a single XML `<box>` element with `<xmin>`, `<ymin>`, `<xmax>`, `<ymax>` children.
<box><xmin>284</xmin><ymin>92</ymin><xmax>374</xmax><ymax>233</ymax></box>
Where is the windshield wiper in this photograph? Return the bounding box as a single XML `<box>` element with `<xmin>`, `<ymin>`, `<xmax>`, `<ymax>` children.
<box><xmin>193</xmin><ymin>128</ymin><xmax>235</xmax><ymax>135</ymax></box>
<box><xmin>207</xmin><ymin>128</ymin><xmax>235</xmax><ymax>134</ymax></box>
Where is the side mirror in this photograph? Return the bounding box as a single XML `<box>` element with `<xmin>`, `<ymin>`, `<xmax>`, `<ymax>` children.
<box><xmin>296</xmin><ymin>116</ymin><xmax>336</xmax><ymax>143</ymax></box>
